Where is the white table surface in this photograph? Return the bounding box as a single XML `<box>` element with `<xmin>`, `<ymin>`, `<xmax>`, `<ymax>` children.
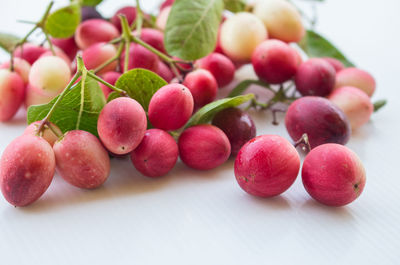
<box><xmin>1</xmin><ymin>0</ymin><xmax>400</xmax><ymax>264</ymax></box>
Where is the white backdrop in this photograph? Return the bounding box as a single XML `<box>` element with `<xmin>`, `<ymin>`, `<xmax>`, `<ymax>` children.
<box><xmin>1</xmin><ymin>0</ymin><xmax>400</xmax><ymax>264</ymax></box>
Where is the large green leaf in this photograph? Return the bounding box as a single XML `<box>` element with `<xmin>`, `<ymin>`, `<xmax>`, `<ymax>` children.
<box><xmin>0</xmin><ymin>33</ymin><xmax>20</xmax><ymax>53</ymax></box>
<box><xmin>27</xmin><ymin>75</ymin><xmax>106</xmax><ymax>137</ymax></box>
<box><xmin>165</xmin><ymin>0</ymin><xmax>224</xmax><ymax>60</ymax></box>
<box><xmin>45</xmin><ymin>3</ymin><xmax>81</xmax><ymax>38</ymax></box>
<box><xmin>114</xmin><ymin>69</ymin><xmax>167</xmax><ymax>111</ymax></box>
<box><xmin>223</xmin><ymin>0</ymin><xmax>246</xmax><ymax>13</ymax></box>
<box><xmin>185</xmin><ymin>94</ymin><xmax>254</xmax><ymax>128</ymax></box>
<box><xmin>299</xmin><ymin>30</ymin><xmax>354</xmax><ymax>67</ymax></box>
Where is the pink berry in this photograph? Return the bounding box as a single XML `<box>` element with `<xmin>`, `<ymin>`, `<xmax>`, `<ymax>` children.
<box><xmin>212</xmin><ymin>108</ymin><xmax>256</xmax><ymax>156</ymax></box>
<box><xmin>99</xmin><ymin>71</ymin><xmax>121</xmax><ymax>98</ymax></box>
<box><xmin>24</xmin><ymin>121</ymin><xmax>62</xmax><ymax>146</ymax></box>
<box><xmin>179</xmin><ymin>125</ymin><xmax>231</xmax><ymax>170</ymax></box>
<box><xmin>75</xmin><ymin>19</ymin><xmax>119</xmax><ymax>50</ymax></box>
<box><xmin>13</xmin><ymin>43</ymin><xmax>48</xmax><ymax>65</ymax></box>
<box><xmin>134</xmin><ymin>28</ymin><xmax>166</xmax><ymax>53</ymax></box>
<box><xmin>0</xmin><ymin>58</ymin><xmax>31</xmax><ymax>84</ymax></box>
<box><xmin>82</xmin><ymin>43</ymin><xmax>118</xmax><ymax>74</ymax></box>
<box><xmin>130</xmin><ymin>129</ymin><xmax>178</xmax><ymax>177</ymax></box>
<box><xmin>295</xmin><ymin>58</ymin><xmax>336</xmax><ymax>97</ymax></box>
<box><xmin>120</xmin><ymin>44</ymin><xmax>159</xmax><ymax>72</ymax></box>
<box><xmin>160</xmin><ymin>0</ymin><xmax>175</xmax><ymax>11</ymax></box>
<box><xmin>53</xmin><ymin>130</ymin><xmax>110</xmax><ymax>189</ymax></box>
<box><xmin>148</xmin><ymin>84</ymin><xmax>194</xmax><ymax>131</ymax></box>
<box><xmin>335</xmin><ymin>67</ymin><xmax>376</xmax><ymax>97</ymax></box>
<box><xmin>285</xmin><ymin>96</ymin><xmax>351</xmax><ymax>149</ymax></box>
<box><xmin>234</xmin><ymin>135</ymin><xmax>300</xmax><ymax>197</ymax></box>
<box><xmin>156</xmin><ymin>61</ymin><xmax>174</xmax><ymax>83</ymax></box>
<box><xmin>0</xmin><ymin>69</ymin><xmax>25</xmax><ymax>121</ymax></box>
<box><xmin>321</xmin><ymin>57</ymin><xmax>345</xmax><ymax>73</ymax></box>
<box><xmin>302</xmin><ymin>144</ymin><xmax>366</xmax><ymax>206</ymax></box>
<box><xmin>98</xmin><ymin>97</ymin><xmax>147</xmax><ymax>155</ymax></box>
<box><xmin>156</xmin><ymin>6</ymin><xmax>171</xmax><ymax>31</ymax></box>
<box><xmin>51</xmin><ymin>37</ymin><xmax>79</xmax><ymax>61</ymax></box>
<box><xmin>183</xmin><ymin>69</ymin><xmax>217</xmax><ymax>110</ymax></box>
<box><xmin>328</xmin><ymin>86</ymin><xmax>373</xmax><ymax>130</ymax></box>
<box><xmin>197</xmin><ymin>52</ymin><xmax>235</xmax><ymax>87</ymax></box>
<box><xmin>111</xmin><ymin>6</ymin><xmax>137</xmax><ymax>32</ymax></box>
<box><xmin>0</xmin><ymin>134</ymin><xmax>55</xmax><ymax>206</ymax></box>
<box><xmin>252</xmin><ymin>39</ymin><xmax>298</xmax><ymax>84</ymax></box>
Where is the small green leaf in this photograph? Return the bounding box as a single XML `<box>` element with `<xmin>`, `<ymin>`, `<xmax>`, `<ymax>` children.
<box><xmin>373</xmin><ymin>99</ymin><xmax>387</xmax><ymax>112</ymax></box>
<box><xmin>0</xmin><ymin>32</ymin><xmax>20</xmax><ymax>53</ymax></box>
<box><xmin>165</xmin><ymin>0</ymin><xmax>224</xmax><ymax>60</ymax></box>
<box><xmin>80</xmin><ymin>0</ymin><xmax>103</xmax><ymax>6</ymax></box>
<box><xmin>45</xmin><ymin>3</ymin><xmax>81</xmax><ymax>38</ymax></box>
<box><xmin>115</xmin><ymin>69</ymin><xmax>167</xmax><ymax>111</ymax></box>
<box><xmin>185</xmin><ymin>94</ymin><xmax>254</xmax><ymax>128</ymax></box>
<box><xmin>27</xmin><ymin>75</ymin><xmax>106</xmax><ymax>137</ymax></box>
<box><xmin>224</xmin><ymin>0</ymin><xmax>246</xmax><ymax>13</ymax></box>
<box><xmin>299</xmin><ymin>30</ymin><xmax>354</xmax><ymax>67</ymax></box>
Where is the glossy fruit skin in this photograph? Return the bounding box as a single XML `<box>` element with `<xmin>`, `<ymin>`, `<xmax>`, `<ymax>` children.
<box><xmin>130</xmin><ymin>129</ymin><xmax>178</xmax><ymax>177</ymax></box>
<box><xmin>252</xmin><ymin>39</ymin><xmax>298</xmax><ymax>84</ymax></box>
<box><xmin>253</xmin><ymin>0</ymin><xmax>304</xmax><ymax>43</ymax></box>
<box><xmin>13</xmin><ymin>43</ymin><xmax>48</xmax><ymax>65</ymax></box>
<box><xmin>212</xmin><ymin>108</ymin><xmax>256</xmax><ymax>156</ymax></box>
<box><xmin>302</xmin><ymin>144</ymin><xmax>366</xmax><ymax>206</ymax></box>
<box><xmin>295</xmin><ymin>58</ymin><xmax>336</xmax><ymax>97</ymax></box>
<box><xmin>285</xmin><ymin>96</ymin><xmax>351</xmax><ymax>149</ymax></box>
<box><xmin>120</xmin><ymin>44</ymin><xmax>159</xmax><ymax>72</ymax></box>
<box><xmin>98</xmin><ymin>97</ymin><xmax>147</xmax><ymax>155</ymax></box>
<box><xmin>111</xmin><ymin>6</ymin><xmax>137</xmax><ymax>32</ymax></box>
<box><xmin>0</xmin><ymin>58</ymin><xmax>31</xmax><ymax>84</ymax></box>
<box><xmin>156</xmin><ymin>61</ymin><xmax>174</xmax><ymax>83</ymax></box>
<box><xmin>328</xmin><ymin>86</ymin><xmax>373</xmax><ymax>130</ymax></box>
<box><xmin>75</xmin><ymin>19</ymin><xmax>119</xmax><ymax>50</ymax></box>
<box><xmin>197</xmin><ymin>52</ymin><xmax>235</xmax><ymax>87</ymax></box>
<box><xmin>51</xmin><ymin>37</ymin><xmax>79</xmax><ymax>61</ymax></box>
<box><xmin>0</xmin><ymin>135</ymin><xmax>55</xmax><ymax>206</ymax></box>
<box><xmin>82</xmin><ymin>43</ymin><xmax>118</xmax><ymax>74</ymax></box>
<box><xmin>99</xmin><ymin>71</ymin><xmax>121</xmax><ymax>98</ymax></box>
<box><xmin>81</xmin><ymin>6</ymin><xmax>103</xmax><ymax>21</ymax></box>
<box><xmin>335</xmin><ymin>67</ymin><xmax>376</xmax><ymax>96</ymax></box>
<box><xmin>234</xmin><ymin>135</ymin><xmax>300</xmax><ymax>197</ymax></box>
<box><xmin>183</xmin><ymin>69</ymin><xmax>218</xmax><ymax>110</ymax></box>
<box><xmin>178</xmin><ymin>125</ymin><xmax>231</xmax><ymax>170</ymax></box>
<box><xmin>24</xmin><ymin>84</ymin><xmax>55</xmax><ymax>109</ymax></box>
<box><xmin>322</xmin><ymin>57</ymin><xmax>345</xmax><ymax>73</ymax></box>
<box><xmin>134</xmin><ymin>28</ymin><xmax>166</xmax><ymax>53</ymax></box>
<box><xmin>0</xmin><ymin>69</ymin><xmax>25</xmax><ymax>121</ymax></box>
<box><xmin>24</xmin><ymin>121</ymin><xmax>62</xmax><ymax>146</ymax></box>
<box><xmin>220</xmin><ymin>12</ymin><xmax>267</xmax><ymax>62</ymax></box>
<box><xmin>148</xmin><ymin>84</ymin><xmax>194</xmax><ymax>131</ymax></box>
<box><xmin>53</xmin><ymin>130</ymin><xmax>110</xmax><ymax>189</ymax></box>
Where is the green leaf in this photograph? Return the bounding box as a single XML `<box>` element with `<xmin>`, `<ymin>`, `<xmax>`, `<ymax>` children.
<box><xmin>115</xmin><ymin>69</ymin><xmax>167</xmax><ymax>111</ymax></box>
<box><xmin>80</xmin><ymin>0</ymin><xmax>103</xmax><ymax>6</ymax></box>
<box><xmin>165</xmin><ymin>0</ymin><xmax>224</xmax><ymax>60</ymax></box>
<box><xmin>185</xmin><ymin>94</ymin><xmax>254</xmax><ymax>128</ymax></box>
<box><xmin>373</xmin><ymin>99</ymin><xmax>387</xmax><ymax>112</ymax></box>
<box><xmin>224</xmin><ymin>0</ymin><xmax>246</xmax><ymax>13</ymax></box>
<box><xmin>27</xmin><ymin>75</ymin><xmax>106</xmax><ymax>137</ymax></box>
<box><xmin>0</xmin><ymin>32</ymin><xmax>20</xmax><ymax>53</ymax></box>
<box><xmin>299</xmin><ymin>30</ymin><xmax>354</xmax><ymax>67</ymax></box>
<box><xmin>45</xmin><ymin>3</ymin><xmax>81</xmax><ymax>38</ymax></box>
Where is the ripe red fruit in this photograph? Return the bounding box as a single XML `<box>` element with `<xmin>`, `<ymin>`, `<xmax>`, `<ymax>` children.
<box><xmin>82</xmin><ymin>42</ymin><xmax>118</xmax><ymax>74</ymax></box>
<box><xmin>302</xmin><ymin>144</ymin><xmax>366</xmax><ymax>206</ymax></box>
<box><xmin>179</xmin><ymin>125</ymin><xmax>231</xmax><ymax>170</ymax></box>
<box><xmin>0</xmin><ymin>58</ymin><xmax>31</xmax><ymax>84</ymax></box>
<box><xmin>75</xmin><ymin>19</ymin><xmax>119</xmax><ymax>50</ymax></box>
<box><xmin>51</xmin><ymin>37</ymin><xmax>79</xmax><ymax>61</ymax></box>
<box><xmin>53</xmin><ymin>130</ymin><xmax>110</xmax><ymax>189</ymax></box>
<box><xmin>0</xmin><ymin>69</ymin><xmax>25</xmax><ymax>121</ymax></box>
<box><xmin>212</xmin><ymin>108</ymin><xmax>256</xmax><ymax>156</ymax></box>
<box><xmin>148</xmin><ymin>84</ymin><xmax>194</xmax><ymax>131</ymax></box>
<box><xmin>285</xmin><ymin>96</ymin><xmax>351</xmax><ymax>149</ymax></box>
<box><xmin>156</xmin><ymin>61</ymin><xmax>174</xmax><ymax>83</ymax></box>
<box><xmin>321</xmin><ymin>57</ymin><xmax>345</xmax><ymax>73</ymax></box>
<box><xmin>252</xmin><ymin>39</ymin><xmax>298</xmax><ymax>84</ymax></box>
<box><xmin>99</xmin><ymin>71</ymin><xmax>121</xmax><ymax>98</ymax></box>
<box><xmin>120</xmin><ymin>44</ymin><xmax>159</xmax><ymax>72</ymax></box>
<box><xmin>13</xmin><ymin>43</ymin><xmax>48</xmax><ymax>65</ymax></box>
<box><xmin>0</xmin><ymin>135</ymin><xmax>55</xmax><ymax>206</ymax></box>
<box><xmin>234</xmin><ymin>135</ymin><xmax>300</xmax><ymax>197</ymax></box>
<box><xmin>295</xmin><ymin>58</ymin><xmax>336</xmax><ymax>97</ymax></box>
<box><xmin>111</xmin><ymin>6</ymin><xmax>137</xmax><ymax>32</ymax></box>
<box><xmin>160</xmin><ymin>0</ymin><xmax>175</xmax><ymax>11</ymax></box>
<box><xmin>130</xmin><ymin>129</ymin><xmax>178</xmax><ymax>177</ymax></box>
<box><xmin>98</xmin><ymin>97</ymin><xmax>147</xmax><ymax>155</ymax></box>
<box><xmin>183</xmin><ymin>69</ymin><xmax>218</xmax><ymax>110</ymax></box>
<box><xmin>134</xmin><ymin>28</ymin><xmax>166</xmax><ymax>53</ymax></box>
<box><xmin>197</xmin><ymin>52</ymin><xmax>235</xmax><ymax>87</ymax></box>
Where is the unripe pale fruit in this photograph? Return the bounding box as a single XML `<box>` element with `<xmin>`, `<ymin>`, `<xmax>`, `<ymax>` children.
<box><xmin>0</xmin><ymin>69</ymin><xmax>25</xmax><ymax>121</ymax></box>
<box><xmin>328</xmin><ymin>86</ymin><xmax>373</xmax><ymax>130</ymax></box>
<box><xmin>156</xmin><ymin>6</ymin><xmax>171</xmax><ymax>31</ymax></box>
<box><xmin>13</xmin><ymin>43</ymin><xmax>48</xmax><ymax>65</ymax></box>
<box><xmin>148</xmin><ymin>84</ymin><xmax>194</xmax><ymax>131</ymax></box>
<box><xmin>75</xmin><ymin>19</ymin><xmax>119</xmax><ymax>50</ymax></box>
<box><xmin>0</xmin><ymin>135</ymin><xmax>55</xmax><ymax>206</ymax></box>
<box><xmin>234</xmin><ymin>135</ymin><xmax>300</xmax><ymax>197</ymax></box>
<box><xmin>322</xmin><ymin>57</ymin><xmax>345</xmax><ymax>73</ymax></box>
<box><xmin>51</xmin><ymin>37</ymin><xmax>79</xmax><ymax>61</ymax></box>
<box><xmin>183</xmin><ymin>69</ymin><xmax>217</xmax><ymax>110</ymax></box>
<box><xmin>98</xmin><ymin>97</ymin><xmax>147</xmax><ymax>155</ymax></box>
<box><xmin>111</xmin><ymin>6</ymin><xmax>137</xmax><ymax>32</ymax></box>
<box><xmin>335</xmin><ymin>67</ymin><xmax>376</xmax><ymax>96</ymax></box>
<box><xmin>253</xmin><ymin>0</ymin><xmax>304</xmax><ymax>43</ymax></box>
<box><xmin>133</xmin><ymin>28</ymin><xmax>166</xmax><ymax>53</ymax></box>
<box><xmin>196</xmin><ymin>52</ymin><xmax>235</xmax><ymax>87</ymax></box>
<box><xmin>285</xmin><ymin>96</ymin><xmax>351</xmax><ymax>149</ymax></box>
<box><xmin>24</xmin><ymin>121</ymin><xmax>62</xmax><ymax>146</ymax></box>
<box><xmin>120</xmin><ymin>44</ymin><xmax>159</xmax><ymax>72</ymax></box>
<box><xmin>53</xmin><ymin>130</ymin><xmax>110</xmax><ymax>189</ymax></box>
<box><xmin>252</xmin><ymin>39</ymin><xmax>298</xmax><ymax>84</ymax></box>
<box><xmin>29</xmin><ymin>56</ymin><xmax>71</xmax><ymax>96</ymax></box>
<box><xmin>130</xmin><ymin>129</ymin><xmax>178</xmax><ymax>177</ymax></box>
<box><xmin>82</xmin><ymin>43</ymin><xmax>118</xmax><ymax>74</ymax></box>
<box><xmin>99</xmin><ymin>71</ymin><xmax>121</xmax><ymax>98</ymax></box>
<box><xmin>0</xmin><ymin>58</ymin><xmax>31</xmax><ymax>84</ymax></box>
<box><xmin>295</xmin><ymin>58</ymin><xmax>336</xmax><ymax>96</ymax></box>
<box><xmin>178</xmin><ymin>125</ymin><xmax>231</xmax><ymax>170</ymax></box>
<box><xmin>156</xmin><ymin>61</ymin><xmax>174</xmax><ymax>83</ymax></box>
<box><xmin>24</xmin><ymin>84</ymin><xmax>55</xmax><ymax>109</ymax></box>
<box><xmin>302</xmin><ymin>144</ymin><xmax>366</xmax><ymax>206</ymax></box>
<box><xmin>220</xmin><ymin>12</ymin><xmax>267</xmax><ymax>62</ymax></box>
